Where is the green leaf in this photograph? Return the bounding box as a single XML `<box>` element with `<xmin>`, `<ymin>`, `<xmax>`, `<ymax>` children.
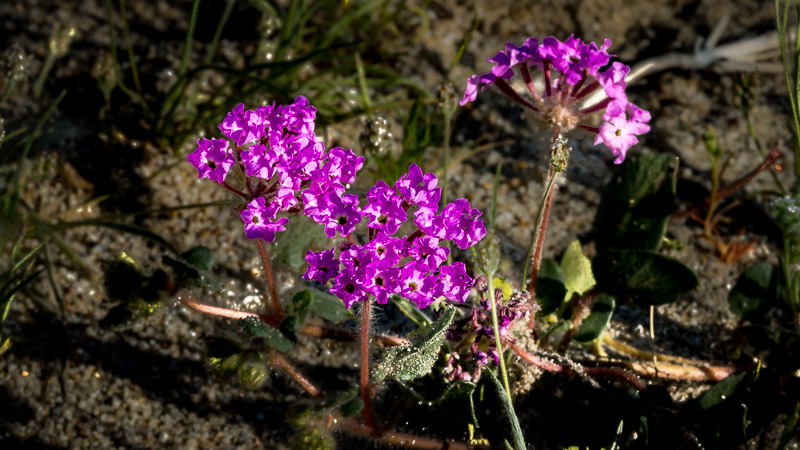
<box><xmin>535</xmin><ymin>258</ymin><xmax>567</xmax><ymax>315</ymax></box>
<box><xmin>574</xmin><ymin>294</ymin><xmax>616</xmax><ymax>342</ymax></box>
<box><xmin>272</xmin><ymin>215</ymin><xmax>328</xmax><ymax>269</ymax></box>
<box><xmin>279</xmin><ymin>315</ymin><xmax>300</xmax><ymax>342</ymax></box>
<box><xmin>180</xmin><ymin>245</ymin><xmax>214</xmax><ymax>271</ymax></box>
<box><xmin>391</xmin><ymin>295</ymin><xmax>433</xmax><ymax>327</ymax></box>
<box><xmin>239</xmin><ymin>316</ymin><xmax>294</xmax><ymax>352</ymax></box>
<box><xmin>692</xmin><ymin>366</ymin><xmax>779</xmax><ymax>448</ymax></box>
<box><xmin>103</xmin><ymin>252</ymin><xmax>144</xmax><ymax>303</ymax></box>
<box><xmin>238</xmin><ymin>363</ymin><xmax>269</xmax><ymax>390</ymax></box>
<box><xmin>728</xmin><ymin>263</ymin><xmax>779</xmax><ymax>321</ymax></box>
<box><xmin>206</xmin><ymin>337</ymin><xmax>244</xmax><ymax>378</ymax></box>
<box><xmin>592</xmin><ymin>249</ymin><xmax>698</xmax><ymax>304</ymax></box>
<box><xmin>593</xmin><ymin>153</ymin><xmax>679</xmax><ymax>253</ymax></box>
<box><xmin>373</xmin><ymin>307</ymin><xmax>456</xmax><ymax>384</ymax></box>
<box><xmin>436</xmin><ymin>380</ymin><xmax>477</xmax><ymax>425</ymax></box>
<box><xmin>484</xmin><ymin>369</ymin><xmax>525</xmax><ymax>450</ymax></box>
<box><xmin>339</xmin><ymin>396</ymin><xmax>364</xmax><ymax>418</ymax></box>
<box><xmin>288</xmin><ymin>290</ymin><xmax>313</xmax><ymax>325</ymax></box>
<box><xmin>560</xmin><ymin>240</ymin><xmax>595</xmax><ymax>302</ymax></box>
<box><xmin>309</xmin><ymin>290</ymin><xmax>353</xmax><ymax>323</ymax></box>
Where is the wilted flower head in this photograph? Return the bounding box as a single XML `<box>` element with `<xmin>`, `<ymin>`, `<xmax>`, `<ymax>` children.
<box><xmin>460</xmin><ymin>35</ymin><xmax>650</xmax><ymax>164</ymax></box>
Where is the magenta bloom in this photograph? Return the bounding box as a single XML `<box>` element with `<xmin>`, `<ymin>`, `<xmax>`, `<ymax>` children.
<box><xmin>186</xmin><ymin>138</ymin><xmax>234</xmax><ymax>183</ymax></box>
<box><xmin>594</xmin><ymin>100</ymin><xmax>651</xmax><ymax>164</ymax></box>
<box><xmin>330</xmin><ymin>268</ymin><xmax>370</xmax><ymax>308</ymax></box>
<box><xmin>399</xmin><ymin>263</ymin><xmax>439</xmax><ymax>309</ymax></box>
<box><xmin>320</xmin><ymin>193</ymin><xmax>362</xmax><ymax>238</ymax></box>
<box><xmin>460</xmin><ymin>35</ymin><xmax>650</xmax><ymax>163</ymax></box>
<box><xmin>303</xmin><ymin>248</ymin><xmax>340</xmax><ymax>284</ymax></box>
<box><xmin>435</xmin><ymin>262</ymin><xmax>474</xmax><ymax>302</ymax></box>
<box><xmin>363</xmin><ymin>183</ymin><xmax>406</xmax><ymax>235</ymax></box>
<box><xmin>408</xmin><ymin>236</ymin><xmax>449</xmax><ymax>271</ymax></box>
<box><xmin>240</xmin><ymin>197</ymin><xmax>290</xmax><ymax>242</ymax></box>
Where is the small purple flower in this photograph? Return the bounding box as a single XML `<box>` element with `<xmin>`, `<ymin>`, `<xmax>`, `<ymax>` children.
<box><xmin>219</xmin><ymin>103</ymin><xmax>265</xmax><ymax>145</ymax></box>
<box><xmin>330</xmin><ymin>267</ymin><xmax>370</xmax><ymax>308</ymax></box>
<box><xmin>399</xmin><ymin>263</ymin><xmax>439</xmax><ymax>309</ymax></box>
<box><xmin>186</xmin><ymin>138</ymin><xmax>235</xmax><ymax>183</ymax></box>
<box><xmin>303</xmin><ymin>248</ymin><xmax>340</xmax><ymax>284</ymax></box>
<box><xmin>362</xmin><ymin>262</ymin><xmax>399</xmax><ymax>304</ymax></box>
<box><xmin>442</xmin><ymin>198</ymin><xmax>487</xmax><ymax>249</ymax></box>
<box><xmin>395</xmin><ymin>163</ymin><xmax>441</xmax><ymax>211</ymax></box>
<box><xmin>320</xmin><ymin>193</ymin><xmax>362</xmax><ymax>238</ymax></box>
<box><xmin>459</xmin><ymin>73</ymin><xmax>497</xmax><ymax>107</ymax></box>
<box><xmin>594</xmin><ymin>100</ymin><xmax>651</xmax><ymax>164</ymax></box>
<box><xmin>407</xmin><ymin>236</ymin><xmax>449</xmax><ymax>271</ymax></box>
<box><xmin>365</xmin><ymin>232</ymin><xmax>406</xmax><ymax>267</ymax></box>
<box><xmin>240</xmin><ymin>197</ymin><xmax>290</xmax><ymax>242</ymax></box>
<box><xmin>436</xmin><ymin>262</ymin><xmax>474</xmax><ymax>302</ymax></box>
<box><xmin>363</xmin><ymin>184</ymin><xmax>406</xmax><ymax>235</ymax></box>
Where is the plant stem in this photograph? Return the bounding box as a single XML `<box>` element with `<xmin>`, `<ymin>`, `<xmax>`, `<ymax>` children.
<box><xmin>360</xmin><ymin>297</ymin><xmax>376</xmax><ymax>428</ymax></box>
<box><xmin>179</xmin><ymin>0</ymin><xmax>202</xmax><ymax>78</ymax></box>
<box><xmin>221</xmin><ymin>181</ymin><xmax>247</xmax><ymax>198</ymax></box>
<box><xmin>522</xmin><ymin>163</ymin><xmax>558</xmax><ymax>295</ymax></box>
<box><xmin>32</xmin><ymin>54</ymin><xmax>56</xmax><ymax>99</ymax></box>
<box><xmin>484</xmin><ymin>368</ymin><xmax>525</xmax><ymax>450</ymax></box>
<box><xmin>487</xmin><ymin>275</ymin><xmax>512</xmax><ymax>399</ymax></box>
<box><xmin>270</xmin><ymin>349</ymin><xmax>321</xmax><ymax>396</ymax></box>
<box><xmin>205</xmin><ymin>0</ymin><xmax>236</xmax><ymax>65</ymax></box>
<box><xmin>118</xmin><ymin>0</ymin><xmax>141</xmax><ymax>94</ymax></box>
<box><xmin>256</xmin><ymin>239</ymin><xmax>281</xmax><ymax>319</ymax></box>
<box><xmin>330</xmin><ymin>416</ymin><xmax>485</xmax><ymax>449</ymax></box>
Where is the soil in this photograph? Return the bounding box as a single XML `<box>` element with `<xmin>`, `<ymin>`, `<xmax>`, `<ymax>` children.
<box><xmin>1</xmin><ymin>0</ymin><xmax>798</xmax><ymax>449</ymax></box>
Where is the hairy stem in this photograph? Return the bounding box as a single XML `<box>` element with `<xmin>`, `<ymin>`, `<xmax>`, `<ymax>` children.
<box><xmin>271</xmin><ymin>350</ymin><xmax>321</xmax><ymax>397</ymax></box>
<box><xmin>360</xmin><ymin>298</ymin><xmax>376</xmax><ymax>428</ymax></box>
<box><xmin>522</xmin><ymin>164</ymin><xmax>558</xmax><ymax>299</ymax></box>
<box><xmin>256</xmin><ymin>239</ymin><xmax>281</xmax><ymax>319</ymax></box>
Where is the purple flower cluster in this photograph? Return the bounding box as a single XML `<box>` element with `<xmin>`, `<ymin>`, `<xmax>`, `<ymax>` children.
<box><xmin>302</xmin><ymin>164</ymin><xmax>486</xmax><ymax>309</ymax></box>
<box><xmin>460</xmin><ymin>35</ymin><xmax>650</xmax><ymax>164</ymax></box>
<box><xmin>444</xmin><ymin>287</ymin><xmax>531</xmax><ymax>382</ymax></box>
<box><xmin>186</xmin><ymin>96</ymin><xmax>364</xmax><ymax>242</ymax></box>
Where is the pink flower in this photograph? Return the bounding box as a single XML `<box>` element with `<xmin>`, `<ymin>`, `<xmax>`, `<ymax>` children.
<box><xmin>186</xmin><ymin>138</ymin><xmax>234</xmax><ymax>184</ymax></box>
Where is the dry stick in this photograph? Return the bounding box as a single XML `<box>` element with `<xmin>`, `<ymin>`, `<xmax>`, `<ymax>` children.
<box><xmin>360</xmin><ymin>298</ymin><xmax>377</xmax><ymax>429</ymax></box>
<box><xmin>602</xmin><ymin>334</ymin><xmax>740</xmax><ymax>382</ymax></box>
<box><xmin>510</xmin><ymin>343</ymin><xmax>648</xmax><ymax>392</ymax></box>
<box><xmin>256</xmin><ymin>239</ymin><xmax>281</xmax><ymax>319</ymax></box>
<box><xmin>329</xmin><ymin>416</ymin><xmax>487</xmax><ymax>450</ymax></box>
<box><xmin>270</xmin><ymin>350</ymin><xmax>321</xmax><ymax>397</ymax></box>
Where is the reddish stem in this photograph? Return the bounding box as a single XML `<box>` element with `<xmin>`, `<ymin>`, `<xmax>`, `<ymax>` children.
<box><xmin>494</xmin><ymin>78</ymin><xmax>538</xmax><ymax>111</ymax></box>
<box><xmin>271</xmin><ymin>350</ymin><xmax>321</xmax><ymax>397</ymax></box>
<box><xmin>330</xmin><ymin>417</ymin><xmax>486</xmax><ymax>449</ymax></box>
<box><xmin>510</xmin><ymin>343</ymin><xmax>647</xmax><ymax>392</ymax></box>
<box><xmin>519</xmin><ymin>64</ymin><xmax>542</xmax><ymax>104</ymax></box>
<box><xmin>256</xmin><ymin>239</ymin><xmax>282</xmax><ymax>319</ymax></box>
<box><xmin>221</xmin><ymin>181</ymin><xmax>247</xmax><ymax>198</ymax></box>
<box><xmin>360</xmin><ymin>299</ymin><xmax>377</xmax><ymax>428</ymax></box>
<box><xmin>527</xmin><ymin>166</ymin><xmax>557</xmax><ymax>297</ymax></box>
<box><xmin>542</xmin><ymin>61</ymin><xmax>553</xmax><ymax>97</ymax></box>
<box><xmin>577</xmin><ymin>97</ymin><xmax>612</xmax><ymax>116</ymax></box>
<box><xmin>576</xmin><ymin>124</ymin><xmax>601</xmax><ymax>134</ymax></box>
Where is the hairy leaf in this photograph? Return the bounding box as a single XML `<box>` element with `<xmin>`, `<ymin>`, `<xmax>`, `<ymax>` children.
<box><xmin>574</xmin><ymin>294</ymin><xmax>616</xmax><ymax>342</ymax></box>
<box><xmin>592</xmin><ymin>249</ymin><xmax>698</xmax><ymax>304</ymax></box>
<box><xmin>239</xmin><ymin>316</ymin><xmax>293</xmax><ymax>352</ymax></box>
<box><xmin>373</xmin><ymin>307</ymin><xmax>455</xmax><ymax>383</ymax></box>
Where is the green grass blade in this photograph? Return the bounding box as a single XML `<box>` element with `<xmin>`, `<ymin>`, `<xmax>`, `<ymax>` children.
<box><xmin>179</xmin><ymin>0</ymin><xmax>202</xmax><ymax>77</ymax></box>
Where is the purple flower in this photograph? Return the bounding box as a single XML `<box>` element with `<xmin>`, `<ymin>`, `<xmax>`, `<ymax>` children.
<box><xmin>399</xmin><ymin>263</ymin><xmax>438</xmax><ymax>309</ymax></box>
<box><xmin>218</xmin><ymin>103</ymin><xmax>265</xmax><ymax>145</ymax></box>
<box><xmin>362</xmin><ymin>262</ymin><xmax>399</xmax><ymax>304</ymax></box>
<box><xmin>320</xmin><ymin>193</ymin><xmax>362</xmax><ymax>238</ymax></box>
<box><xmin>459</xmin><ymin>73</ymin><xmax>497</xmax><ymax>107</ymax></box>
<box><xmin>240</xmin><ymin>143</ymin><xmax>279</xmax><ymax>180</ymax></box>
<box><xmin>240</xmin><ymin>197</ymin><xmax>290</xmax><ymax>242</ymax></box>
<box><xmin>363</xmin><ymin>183</ymin><xmax>406</xmax><ymax>235</ymax></box>
<box><xmin>395</xmin><ymin>163</ymin><xmax>441</xmax><ymax>211</ymax></box>
<box><xmin>441</xmin><ymin>198</ymin><xmax>487</xmax><ymax>249</ymax></box>
<box><xmin>186</xmin><ymin>138</ymin><xmax>235</xmax><ymax>183</ymax></box>
<box><xmin>436</xmin><ymin>262</ymin><xmax>474</xmax><ymax>302</ymax></box>
<box><xmin>303</xmin><ymin>248</ymin><xmax>340</xmax><ymax>284</ymax></box>
<box><xmin>330</xmin><ymin>267</ymin><xmax>370</xmax><ymax>308</ymax></box>
<box><xmin>365</xmin><ymin>232</ymin><xmax>406</xmax><ymax>267</ymax></box>
<box><xmin>407</xmin><ymin>236</ymin><xmax>449</xmax><ymax>271</ymax></box>
<box><xmin>594</xmin><ymin>100</ymin><xmax>651</xmax><ymax>164</ymax></box>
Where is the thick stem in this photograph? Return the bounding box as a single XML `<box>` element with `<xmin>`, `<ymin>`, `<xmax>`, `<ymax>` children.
<box><xmin>524</xmin><ymin>164</ymin><xmax>558</xmax><ymax>300</ymax></box>
<box><xmin>518</xmin><ymin>63</ymin><xmax>542</xmax><ymax>104</ymax></box>
<box><xmin>256</xmin><ymin>239</ymin><xmax>281</xmax><ymax>319</ymax></box>
<box><xmin>360</xmin><ymin>298</ymin><xmax>376</xmax><ymax>428</ymax></box>
<box><xmin>487</xmin><ymin>278</ymin><xmax>512</xmax><ymax>399</ymax></box>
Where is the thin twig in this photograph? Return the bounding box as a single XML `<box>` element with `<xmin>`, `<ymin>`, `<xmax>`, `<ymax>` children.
<box><xmin>360</xmin><ymin>298</ymin><xmax>377</xmax><ymax>428</ymax></box>
<box><xmin>270</xmin><ymin>350</ymin><xmax>321</xmax><ymax>397</ymax></box>
<box><xmin>329</xmin><ymin>416</ymin><xmax>487</xmax><ymax>449</ymax></box>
